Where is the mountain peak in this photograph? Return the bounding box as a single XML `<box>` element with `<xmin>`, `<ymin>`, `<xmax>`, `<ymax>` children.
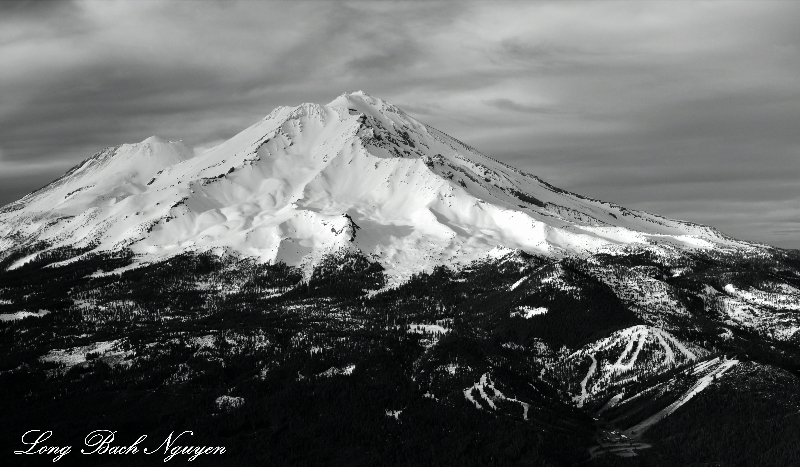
<box><xmin>327</xmin><ymin>91</ymin><xmax>392</xmax><ymax>114</ymax></box>
<box><xmin>0</xmin><ymin>92</ymin><xmax>750</xmax><ymax>280</ymax></box>
<box><xmin>330</xmin><ymin>90</ymin><xmax>371</xmax><ymax>101</ymax></box>
<box><xmin>141</xmin><ymin>135</ymin><xmax>169</xmax><ymax>144</ymax></box>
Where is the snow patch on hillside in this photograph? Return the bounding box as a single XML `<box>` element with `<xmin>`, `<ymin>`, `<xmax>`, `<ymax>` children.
<box><xmin>215</xmin><ymin>395</ymin><xmax>244</xmax><ymax>412</ymax></box>
<box><xmin>408</xmin><ymin>323</ymin><xmax>450</xmax><ymax>335</ymax></box>
<box><xmin>724</xmin><ymin>283</ymin><xmax>800</xmax><ymax>311</ymax></box>
<box><xmin>704</xmin><ymin>285</ymin><xmax>800</xmax><ymax>342</ymax></box>
<box><xmin>40</xmin><ymin>339</ymin><xmax>132</xmax><ymax>373</ymax></box>
<box><xmin>510</xmin><ymin>306</ymin><xmax>547</xmax><ymax>318</ymax></box>
<box><xmin>508</xmin><ymin>275</ymin><xmax>528</xmax><ymax>291</ymax></box>
<box><xmin>0</xmin><ymin>309</ymin><xmax>49</xmax><ymax>321</ymax></box>
<box><xmin>319</xmin><ymin>364</ymin><xmax>355</xmax><ymax>377</ymax></box>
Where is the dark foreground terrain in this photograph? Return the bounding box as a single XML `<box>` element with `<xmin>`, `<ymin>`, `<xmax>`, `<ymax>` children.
<box><xmin>1</xmin><ymin>246</ymin><xmax>799</xmax><ymax>466</ymax></box>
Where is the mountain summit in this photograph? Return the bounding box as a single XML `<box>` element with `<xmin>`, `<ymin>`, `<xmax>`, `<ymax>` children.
<box><xmin>0</xmin><ymin>92</ymin><xmax>756</xmax><ymax>278</ymax></box>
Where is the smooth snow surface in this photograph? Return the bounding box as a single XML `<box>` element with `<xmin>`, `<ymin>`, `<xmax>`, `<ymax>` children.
<box><xmin>0</xmin><ymin>91</ymin><xmax>753</xmax><ymax>280</ymax></box>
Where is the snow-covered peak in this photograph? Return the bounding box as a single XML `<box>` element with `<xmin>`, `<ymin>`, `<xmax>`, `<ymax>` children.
<box><xmin>327</xmin><ymin>90</ymin><xmax>373</xmax><ymax>106</ymax></box>
<box><xmin>327</xmin><ymin>91</ymin><xmax>410</xmax><ymax>122</ymax></box>
<box><xmin>0</xmin><ymin>92</ymin><xmax>758</xmax><ymax>279</ymax></box>
<box><xmin>8</xmin><ymin>138</ymin><xmax>193</xmax><ymax>213</ymax></box>
<box><xmin>141</xmin><ymin>135</ymin><xmax>169</xmax><ymax>144</ymax></box>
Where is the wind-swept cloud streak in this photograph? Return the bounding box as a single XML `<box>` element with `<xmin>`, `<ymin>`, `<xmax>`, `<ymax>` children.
<box><xmin>0</xmin><ymin>0</ymin><xmax>798</xmax><ymax>248</ymax></box>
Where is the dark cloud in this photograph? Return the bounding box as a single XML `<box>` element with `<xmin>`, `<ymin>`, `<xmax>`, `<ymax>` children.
<box><xmin>0</xmin><ymin>1</ymin><xmax>798</xmax><ymax>248</ymax></box>
<box><xmin>0</xmin><ymin>0</ymin><xmax>74</xmax><ymax>16</ymax></box>
<box><xmin>344</xmin><ymin>29</ymin><xmax>424</xmax><ymax>74</ymax></box>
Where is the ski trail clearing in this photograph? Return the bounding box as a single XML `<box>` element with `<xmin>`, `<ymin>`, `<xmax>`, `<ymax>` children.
<box><xmin>654</xmin><ymin>331</ymin><xmax>674</xmax><ymax>366</ymax></box>
<box><xmin>575</xmin><ymin>354</ymin><xmax>597</xmax><ymax>408</ymax></box>
<box><xmin>657</xmin><ymin>329</ymin><xmax>696</xmax><ymax>360</ymax></box>
<box><xmin>624</xmin><ymin>358</ymin><xmax>737</xmax><ymax>437</ymax></box>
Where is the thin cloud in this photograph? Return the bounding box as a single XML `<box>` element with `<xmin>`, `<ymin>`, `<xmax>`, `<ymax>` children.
<box><xmin>485</xmin><ymin>98</ymin><xmax>557</xmax><ymax>115</ymax></box>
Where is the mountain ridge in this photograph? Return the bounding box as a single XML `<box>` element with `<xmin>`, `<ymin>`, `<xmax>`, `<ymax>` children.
<box><xmin>0</xmin><ymin>92</ymin><xmax>762</xmax><ymax>279</ymax></box>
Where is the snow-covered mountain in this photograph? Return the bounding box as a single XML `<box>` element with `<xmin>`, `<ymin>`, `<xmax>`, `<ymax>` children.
<box><xmin>0</xmin><ymin>91</ymin><xmax>756</xmax><ymax>279</ymax></box>
<box><xmin>2</xmin><ymin>92</ymin><xmax>800</xmax><ymax>465</ymax></box>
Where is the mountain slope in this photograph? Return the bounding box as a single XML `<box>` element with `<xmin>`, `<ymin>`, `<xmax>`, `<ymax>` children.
<box><xmin>0</xmin><ymin>92</ymin><xmax>756</xmax><ymax>280</ymax></box>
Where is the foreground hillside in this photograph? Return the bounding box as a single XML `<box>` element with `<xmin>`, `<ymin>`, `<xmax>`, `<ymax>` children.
<box><xmin>1</xmin><ymin>245</ymin><xmax>799</xmax><ymax>466</ymax></box>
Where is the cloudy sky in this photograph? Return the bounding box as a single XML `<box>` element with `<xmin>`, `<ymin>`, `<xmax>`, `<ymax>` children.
<box><xmin>1</xmin><ymin>1</ymin><xmax>798</xmax><ymax>248</ymax></box>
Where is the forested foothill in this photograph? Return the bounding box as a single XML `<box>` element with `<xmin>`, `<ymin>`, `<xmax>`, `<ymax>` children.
<box><xmin>1</xmin><ymin>246</ymin><xmax>799</xmax><ymax>466</ymax></box>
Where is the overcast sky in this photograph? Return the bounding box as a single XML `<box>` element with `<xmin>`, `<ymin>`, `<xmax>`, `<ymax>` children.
<box><xmin>1</xmin><ymin>1</ymin><xmax>798</xmax><ymax>248</ymax></box>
